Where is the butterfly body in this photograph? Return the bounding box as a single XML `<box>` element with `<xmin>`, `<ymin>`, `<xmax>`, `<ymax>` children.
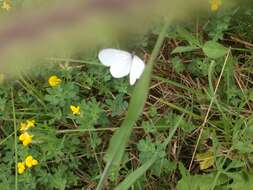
<box><xmin>98</xmin><ymin>48</ymin><xmax>145</xmax><ymax>85</ymax></box>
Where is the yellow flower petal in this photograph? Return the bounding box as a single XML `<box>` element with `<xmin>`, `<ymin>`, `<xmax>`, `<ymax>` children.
<box><xmin>26</xmin><ymin>119</ymin><xmax>35</xmax><ymax>128</ymax></box>
<box><xmin>19</xmin><ymin>133</ymin><xmax>25</xmax><ymax>141</ymax></box>
<box><xmin>70</xmin><ymin>105</ymin><xmax>80</xmax><ymax>115</ymax></box>
<box><xmin>211</xmin><ymin>4</ymin><xmax>218</xmax><ymax>12</ymax></box>
<box><xmin>19</xmin><ymin>132</ymin><xmax>33</xmax><ymax>146</ymax></box>
<box><xmin>196</xmin><ymin>150</ymin><xmax>214</xmax><ymax>170</ymax></box>
<box><xmin>48</xmin><ymin>75</ymin><xmax>61</xmax><ymax>87</ymax></box>
<box><xmin>25</xmin><ymin>156</ymin><xmax>34</xmax><ymax>168</ymax></box>
<box><xmin>19</xmin><ymin>122</ymin><xmax>29</xmax><ymax>131</ymax></box>
<box><xmin>17</xmin><ymin>162</ymin><xmax>25</xmax><ymax>174</ymax></box>
<box><xmin>32</xmin><ymin>159</ymin><xmax>38</xmax><ymax>166</ymax></box>
<box><xmin>23</xmin><ymin>138</ymin><xmax>32</xmax><ymax>146</ymax></box>
<box><xmin>210</xmin><ymin>0</ymin><xmax>221</xmax><ymax>12</ymax></box>
<box><xmin>18</xmin><ymin>168</ymin><xmax>25</xmax><ymax>174</ymax></box>
<box><xmin>25</xmin><ymin>155</ymin><xmax>38</xmax><ymax>168</ymax></box>
<box><xmin>1</xmin><ymin>1</ymin><xmax>11</xmax><ymax>11</ymax></box>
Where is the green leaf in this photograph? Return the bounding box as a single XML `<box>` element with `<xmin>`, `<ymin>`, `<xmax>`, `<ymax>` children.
<box><xmin>77</xmin><ymin>99</ymin><xmax>102</xmax><ymax>129</ymax></box>
<box><xmin>114</xmin><ymin>155</ymin><xmax>157</xmax><ymax>190</ymax></box>
<box><xmin>95</xmin><ymin>22</ymin><xmax>169</xmax><ymax>190</ymax></box>
<box><xmin>177</xmin><ymin>163</ymin><xmax>226</xmax><ymax>190</ymax></box>
<box><xmin>105</xmin><ymin>94</ymin><xmax>128</xmax><ymax>117</ymax></box>
<box><xmin>171</xmin><ymin>57</ymin><xmax>185</xmax><ymax>74</ymax></box>
<box><xmin>176</xmin><ymin>27</ymin><xmax>201</xmax><ymax>46</ymax></box>
<box><xmin>171</xmin><ymin>46</ymin><xmax>199</xmax><ymax>54</ymax></box>
<box><xmin>202</xmin><ymin>41</ymin><xmax>228</xmax><ymax>59</ymax></box>
<box><xmin>227</xmin><ymin>171</ymin><xmax>253</xmax><ymax>190</ymax></box>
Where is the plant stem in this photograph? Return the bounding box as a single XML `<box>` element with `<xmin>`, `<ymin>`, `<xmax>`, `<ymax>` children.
<box><xmin>11</xmin><ymin>88</ymin><xmax>18</xmax><ymax>190</ymax></box>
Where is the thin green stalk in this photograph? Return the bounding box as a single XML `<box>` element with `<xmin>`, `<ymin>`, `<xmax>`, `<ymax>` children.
<box><xmin>162</xmin><ymin>113</ymin><xmax>184</xmax><ymax>147</ymax></box>
<box><xmin>18</xmin><ymin>76</ymin><xmax>46</xmax><ymax>107</ymax></box>
<box><xmin>210</xmin><ymin>156</ymin><xmax>228</xmax><ymax>190</ymax></box>
<box><xmin>114</xmin><ymin>155</ymin><xmax>157</xmax><ymax>190</ymax></box>
<box><xmin>153</xmin><ymin>76</ymin><xmax>192</xmax><ymax>92</ymax></box>
<box><xmin>0</xmin><ymin>131</ymin><xmax>15</xmax><ymax>145</ymax></box>
<box><xmin>89</xmin><ymin>132</ymin><xmax>102</xmax><ymax>173</ymax></box>
<box><xmin>11</xmin><ymin>88</ymin><xmax>18</xmax><ymax>190</ymax></box>
<box><xmin>57</xmin><ymin>127</ymin><xmax>143</xmax><ymax>134</ymax></box>
<box><xmin>150</xmin><ymin>95</ymin><xmax>201</xmax><ymax>119</ymax></box>
<box><xmin>47</xmin><ymin>57</ymin><xmax>101</xmax><ymax>65</ymax></box>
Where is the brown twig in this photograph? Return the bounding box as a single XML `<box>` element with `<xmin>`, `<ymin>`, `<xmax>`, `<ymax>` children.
<box><xmin>188</xmin><ymin>48</ymin><xmax>231</xmax><ymax>171</ymax></box>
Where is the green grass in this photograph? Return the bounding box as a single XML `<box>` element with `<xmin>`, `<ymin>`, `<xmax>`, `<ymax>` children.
<box><xmin>0</xmin><ymin>1</ymin><xmax>253</xmax><ymax>190</ymax></box>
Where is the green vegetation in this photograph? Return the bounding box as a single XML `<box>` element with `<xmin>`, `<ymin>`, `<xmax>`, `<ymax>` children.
<box><xmin>1</xmin><ymin>1</ymin><xmax>253</xmax><ymax>189</ymax></box>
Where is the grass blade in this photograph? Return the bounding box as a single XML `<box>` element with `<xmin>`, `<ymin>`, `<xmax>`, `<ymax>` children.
<box><xmin>95</xmin><ymin>21</ymin><xmax>169</xmax><ymax>190</ymax></box>
<box><xmin>114</xmin><ymin>114</ymin><xmax>183</xmax><ymax>190</ymax></box>
<box><xmin>114</xmin><ymin>155</ymin><xmax>157</xmax><ymax>190</ymax></box>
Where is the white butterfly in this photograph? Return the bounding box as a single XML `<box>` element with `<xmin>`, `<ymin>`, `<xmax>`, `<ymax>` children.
<box><xmin>98</xmin><ymin>48</ymin><xmax>145</xmax><ymax>85</ymax></box>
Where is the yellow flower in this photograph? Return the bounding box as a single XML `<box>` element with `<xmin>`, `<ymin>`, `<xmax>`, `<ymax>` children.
<box><xmin>19</xmin><ymin>122</ymin><xmax>29</xmax><ymax>132</ymax></box>
<box><xmin>19</xmin><ymin>132</ymin><xmax>33</xmax><ymax>146</ymax></box>
<box><xmin>210</xmin><ymin>0</ymin><xmax>221</xmax><ymax>12</ymax></box>
<box><xmin>48</xmin><ymin>75</ymin><xmax>61</xmax><ymax>87</ymax></box>
<box><xmin>1</xmin><ymin>1</ymin><xmax>11</xmax><ymax>11</ymax></box>
<box><xmin>26</xmin><ymin>119</ymin><xmax>35</xmax><ymax>128</ymax></box>
<box><xmin>18</xmin><ymin>162</ymin><xmax>26</xmax><ymax>174</ymax></box>
<box><xmin>19</xmin><ymin>119</ymin><xmax>35</xmax><ymax>131</ymax></box>
<box><xmin>25</xmin><ymin>155</ymin><xmax>38</xmax><ymax>168</ymax></box>
<box><xmin>70</xmin><ymin>105</ymin><xmax>80</xmax><ymax>115</ymax></box>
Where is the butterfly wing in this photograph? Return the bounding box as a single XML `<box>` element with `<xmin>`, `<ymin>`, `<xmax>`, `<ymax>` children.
<box><xmin>98</xmin><ymin>48</ymin><xmax>132</xmax><ymax>78</ymax></box>
<box><xmin>129</xmin><ymin>55</ymin><xmax>145</xmax><ymax>85</ymax></box>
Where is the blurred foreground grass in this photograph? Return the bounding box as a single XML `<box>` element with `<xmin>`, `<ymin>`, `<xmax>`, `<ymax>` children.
<box><xmin>0</xmin><ymin>0</ymin><xmax>236</xmax><ymax>75</ymax></box>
